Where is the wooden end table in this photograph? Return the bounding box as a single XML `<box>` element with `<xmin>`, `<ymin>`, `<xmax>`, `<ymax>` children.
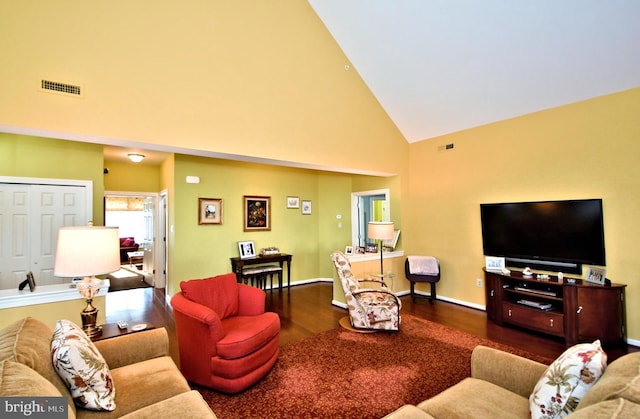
<box><xmin>90</xmin><ymin>322</ymin><xmax>154</xmax><ymax>342</ymax></box>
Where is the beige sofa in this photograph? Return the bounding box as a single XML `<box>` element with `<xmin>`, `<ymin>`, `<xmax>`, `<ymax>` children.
<box><xmin>384</xmin><ymin>345</ymin><xmax>640</xmax><ymax>418</ymax></box>
<box><xmin>0</xmin><ymin>317</ymin><xmax>216</xmax><ymax>419</ymax></box>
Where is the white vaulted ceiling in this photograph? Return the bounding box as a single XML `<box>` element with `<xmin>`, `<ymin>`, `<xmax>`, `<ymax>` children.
<box><xmin>309</xmin><ymin>0</ymin><xmax>640</xmax><ymax>143</ymax></box>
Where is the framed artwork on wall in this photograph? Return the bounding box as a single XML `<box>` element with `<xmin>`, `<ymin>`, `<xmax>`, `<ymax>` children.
<box><xmin>287</xmin><ymin>196</ymin><xmax>300</xmax><ymax>208</ymax></box>
<box><xmin>198</xmin><ymin>198</ymin><xmax>223</xmax><ymax>225</ymax></box>
<box><xmin>301</xmin><ymin>200</ymin><xmax>312</xmax><ymax>215</ymax></box>
<box><xmin>244</xmin><ymin>195</ymin><xmax>271</xmax><ymax>231</ymax></box>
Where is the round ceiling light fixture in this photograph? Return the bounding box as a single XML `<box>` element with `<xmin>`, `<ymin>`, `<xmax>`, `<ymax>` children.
<box><xmin>128</xmin><ymin>153</ymin><xmax>145</xmax><ymax>163</ymax></box>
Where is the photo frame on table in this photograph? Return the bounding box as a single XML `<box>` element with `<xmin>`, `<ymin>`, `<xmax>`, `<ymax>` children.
<box><xmin>238</xmin><ymin>241</ymin><xmax>256</xmax><ymax>260</ymax></box>
<box><xmin>18</xmin><ymin>271</ymin><xmax>36</xmax><ymax>292</ymax></box>
<box><xmin>485</xmin><ymin>256</ymin><xmax>506</xmax><ymax>272</ymax></box>
<box><xmin>287</xmin><ymin>196</ymin><xmax>300</xmax><ymax>209</ymax></box>
<box><xmin>301</xmin><ymin>200</ymin><xmax>312</xmax><ymax>215</ymax></box>
<box><xmin>198</xmin><ymin>198</ymin><xmax>223</xmax><ymax>225</ymax></box>
<box><xmin>585</xmin><ymin>266</ymin><xmax>606</xmax><ymax>285</ymax></box>
<box><xmin>345</xmin><ymin>246</ymin><xmax>354</xmax><ymax>255</ymax></box>
<box><xmin>244</xmin><ymin>195</ymin><xmax>271</xmax><ymax>231</ymax></box>
<box><xmin>365</xmin><ymin>243</ymin><xmax>378</xmax><ymax>253</ymax></box>
<box><xmin>355</xmin><ymin>246</ymin><xmax>366</xmax><ymax>254</ymax></box>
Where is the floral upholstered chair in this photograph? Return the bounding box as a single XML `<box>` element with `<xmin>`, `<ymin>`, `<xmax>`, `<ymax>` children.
<box><xmin>331</xmin><ymin>251</ymin><xmax>401</xmax><ymax>331</ymax></box>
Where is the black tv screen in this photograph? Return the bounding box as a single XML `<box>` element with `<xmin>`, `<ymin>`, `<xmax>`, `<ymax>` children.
<box><xmin>480</xmin><ymin>199</ymin><xmax>605</xmax><ymax>272</ymax></box>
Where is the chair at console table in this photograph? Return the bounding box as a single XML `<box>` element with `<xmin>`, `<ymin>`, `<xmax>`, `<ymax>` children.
<box><xmin>230</xmin><ymin>254</ymin><xmax>292</xmax><ymax>290</ymax></box>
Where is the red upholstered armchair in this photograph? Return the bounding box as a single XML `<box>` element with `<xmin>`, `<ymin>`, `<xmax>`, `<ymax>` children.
<box><xmin>170</xmin><ymin>273</ymin><xmax>280</xmax><ymax>393</ymax></box>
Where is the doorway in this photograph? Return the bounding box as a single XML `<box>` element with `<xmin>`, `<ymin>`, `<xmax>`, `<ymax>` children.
<box><xmin>351</xmin><ymin>189</ymin><xmax>390</xmax><ymax>247</ymax></box>
<box><xmin>104</xmin><ymin>192</ymin><xmax>164</xmax><ymax>289</ymax></box>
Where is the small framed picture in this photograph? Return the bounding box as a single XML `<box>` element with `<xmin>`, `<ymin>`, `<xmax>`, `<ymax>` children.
<box><xmin>355</xmin><ymin>246</ymin><xmax>366</xmax><ymax>254</ymax></box>
<box><xmin>365</xmin><ymin>243</ymin><xmax>378</xmax><ymax>253</ymax></box>
<box><xmin>287</xmin><ymin>196</ymin><xmax>300</xmax><ymax>209</ymax></box>
<box><xmin>244</xmin><ymin>195</ymin><xmax>271</xmax><ymax>231</ymax></box>
<box><xmin>27</xmin><ymin>271</ymin><xmax>35</xmax><ymax>292</ymax></box>
<box><xmin>485</xmin><ymin>256</ymin><xmax>506</xmax><ymax>272</ymax></box>
<box><xmin>301</xmin><ymin>200</ymin><xmax>312</xmax><ymax>215</ymax></box>
<box><xmin>238</xmin><ymin>241</ymin><xmax>256</xmax><ymax>260</ymax></box>
<box><xmin>345</xmin><ymin>246</ymin><xmax>354</xmax><ymax>255</ymax></box>
<box><xmin>198</xmin><ymin>198</ymin><xmax>223</xmax><ymax>225</ymax></box>
<box><xmin>585</xmin><ymin>266</ymin><xmax>607</xmax><ymax>285</ymax></box>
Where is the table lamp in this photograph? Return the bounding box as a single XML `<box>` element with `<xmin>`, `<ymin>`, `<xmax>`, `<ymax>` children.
<box><xmin>368</xmin><ymin>221</ymin><xmax>395</xmax><ymax>276</ymax></box>
<box><xmin>54</xmin><ymin>226</ymin><xmax>120</xmax><ymax>337</ymax></box>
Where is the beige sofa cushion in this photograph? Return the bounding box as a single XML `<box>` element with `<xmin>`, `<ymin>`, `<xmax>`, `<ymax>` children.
<box><xmin>0</xmin><ymin>318</ymin><xmax>73</xmax><ymax>403</ymax></box>
<box><xmin>76</xmin><ymin>356</ymin><xmax>192</xmax><ymax>419</ymax></box>
<box><xmin>417</xmin><ymin>377</ymin><xmax>530</xmax><ymax>419</ymax></box>
<box><xmin>118</xmin><ymin>391</ymin><xmax>218</xmax><ymax>419</ymax></box>
<box><xmin>578</xmin><ymin>352</ymin><xmax>640</xmax><ymax>408</ymax></box>
<box><xmin>383</xmin><ymin>404</ymin><xmax>435</xmax><ymax>419</ymax></box>
<box><xmin>0</xmin><ymin>360</ymin><xmax>77</xmax><ymax>419</ymax></box>
<box><xmin>0</xmin><ymin>359</ymin><xmax>60</xmax><ymax>396</ymax></box>
<box><xmin>570</xmin><ymin>398</ymin><xmax>640</xmax><ymax>418</ymax></box>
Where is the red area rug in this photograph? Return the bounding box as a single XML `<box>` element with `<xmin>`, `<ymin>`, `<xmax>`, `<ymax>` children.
<box><xmin>195</xmin><ymin>314</ymin><xmax>552</xmax><ymax>419</ymax></box>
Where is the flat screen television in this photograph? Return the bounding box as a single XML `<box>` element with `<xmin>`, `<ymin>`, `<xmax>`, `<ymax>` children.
<box><xmin>480</xmin><ymin>199</ymin><xmax>605</xmax><ymax>274</ymax></box>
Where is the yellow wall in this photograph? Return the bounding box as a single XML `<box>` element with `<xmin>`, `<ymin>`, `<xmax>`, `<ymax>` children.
<box><xmin>405</xmin><ymin>87</ymin><xmax>640</xmax><ymax>341</ymax></box>
<box><xmin>0</xmin><ymin>297</ymin><xmax>106</xmax><ymax>331</ymax></box>
<box><xmin>0</xmin><ymin>1</ymin><xmax>408</xmax><ymax>176</ymax></box>
<box><xmin>103</xmin><ymin>159</ymin><xmax>161</xmax><ymax>192</ymax></box>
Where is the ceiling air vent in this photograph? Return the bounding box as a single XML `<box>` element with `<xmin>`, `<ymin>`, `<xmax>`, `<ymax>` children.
<box><xmin>41</xmin><ymin>79</ymin><xmax>82</xmax><ymax>96</ymax></box>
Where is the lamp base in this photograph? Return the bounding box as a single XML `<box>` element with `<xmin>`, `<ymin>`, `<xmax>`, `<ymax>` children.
<box><xmin>81</xmin><ymin>299</ymin><xmax>102</xmax><ymax>337</ymax></box>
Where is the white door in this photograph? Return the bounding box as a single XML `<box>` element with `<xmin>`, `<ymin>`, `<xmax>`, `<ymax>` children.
<box><xmin>0</xmin><ymin>184</ymin><xmax>30</xmax><ymax>289</ymax></box>
<box><xmin>0</xmin><ymin>183</ymin><xmax>87</xmax><ymax>289</ymax></box>
<box><xmin>142</xmin><ymin>196</ymin><xmax>155</xmax><ymax>284</ymax></box>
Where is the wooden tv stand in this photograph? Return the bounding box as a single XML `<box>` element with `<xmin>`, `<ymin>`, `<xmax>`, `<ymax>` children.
<box><xmin>484</xmin><ymin>269</ymin><xmax>626</xmax><ymax>346</ymax></box>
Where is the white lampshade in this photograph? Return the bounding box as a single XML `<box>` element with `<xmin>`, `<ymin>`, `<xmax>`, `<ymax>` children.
<box><xmin>54</xmin><ymin>226</ymin><xmax>120</xmax><ymax>278</ymax></box>
<box><xmin>368</xmin><ymin>221</ymin><xmax>395</xmax><ymax>241</ymax></box>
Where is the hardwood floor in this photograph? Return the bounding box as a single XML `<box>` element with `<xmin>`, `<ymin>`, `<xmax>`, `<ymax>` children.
<box><xmin>105</xmin><ymin>282</ymin><xmax>637</xmax><ymax>366</ymax></box>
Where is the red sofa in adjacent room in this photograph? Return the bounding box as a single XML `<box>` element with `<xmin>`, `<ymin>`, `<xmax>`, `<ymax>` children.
<box><xmin>119</xmin><ymin>237</ymin><xmax>139</xmax><ymax>262</ymax></box>
<box><xmin>170</xmin><ymin>272</ymin><xmax>280</xmax><ymax>393</ymax></box>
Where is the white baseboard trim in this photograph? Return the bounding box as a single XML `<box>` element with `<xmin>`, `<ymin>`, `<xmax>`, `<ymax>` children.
<box><xmin>409</xmin><ymin>290</ymin><xmax>486</xmax><ymax>311</ymax></box>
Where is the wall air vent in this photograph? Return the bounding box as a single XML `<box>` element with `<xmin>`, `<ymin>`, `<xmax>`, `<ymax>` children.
<box><xmin>437</xmin><ymin>143</ymin><xmax>455</xmax><ymax>152</ymax></box>
<box><xmin>41</xmin><ymin>79</ymin><xmax>82</xmax><ymax>96</ymax></box>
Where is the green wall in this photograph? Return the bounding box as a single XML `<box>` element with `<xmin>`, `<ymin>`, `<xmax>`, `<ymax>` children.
<box><xmin>0</xmin><ymin>134</ymin><xmax>105</xmax><ymax>225</ymax></box>
<box><xmin>168</xmin><ymin>155</ymin><xmax>358</xmax><ymax>295</ymax></box>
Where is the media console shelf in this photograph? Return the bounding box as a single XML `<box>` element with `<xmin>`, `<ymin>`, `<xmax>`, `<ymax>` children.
<box><xmin>484</xmin><ymin>269</ymin><xmax>626</xmax><ymax>346</ymax></box>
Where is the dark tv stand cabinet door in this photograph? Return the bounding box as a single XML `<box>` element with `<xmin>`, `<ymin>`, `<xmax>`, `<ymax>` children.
<box><xmin>484</xmin><ymin>269</ymin><xmax>626</xmax><ymax>347</ymax></box>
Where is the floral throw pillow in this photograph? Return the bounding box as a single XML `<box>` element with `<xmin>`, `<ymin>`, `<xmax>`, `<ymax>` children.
<box><xmin>51</xmin><ymin>320</ymin><xmax>116</xmax><ymax>411</ymax></box>
<box><xmin>530</xmin><ymin>340</ymin><xmax>607</xmax><ymax>419</ymax></box>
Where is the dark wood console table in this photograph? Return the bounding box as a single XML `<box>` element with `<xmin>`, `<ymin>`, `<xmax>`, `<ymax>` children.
<box><xmin>485</xmin><ymin>269</ymin><xmax>626</xmax><ymax>347</ymax></box>
<box><xmin>230</xmin><ymin>254</ymin><xmax>292</xmax><ymax>289</ymax></box>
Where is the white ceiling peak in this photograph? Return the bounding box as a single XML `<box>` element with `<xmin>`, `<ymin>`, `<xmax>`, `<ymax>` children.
<box><xmin>309</xmin><ymin>0</ymin><xmax>640</xmax><ymax>142</ymax></box>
